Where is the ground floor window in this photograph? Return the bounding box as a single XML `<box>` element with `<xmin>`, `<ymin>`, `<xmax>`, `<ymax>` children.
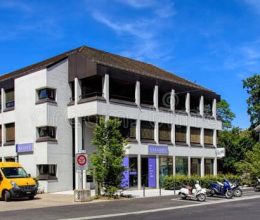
<box><xmin>37</xmin><ymin>164</ymin><xmax>57</xmax><ymax>180</ymax></box>
<box><xmin>191</xmin><ymin>158</ymin><xmax>201</xmax><ymax>176</ymax></box>
<box><xmin>5</xmin><ymin>157</ymin><xmax>15</xmax><ymax>162</ymax></box>
<box><xmin>175</xmin><ymin>157</ymin><xmax>188</xmax><ymax>175</ymax></box>
<box><xmin>159</xmin><ymin>156</ymin><xmax>173</xmax><ymax>185</ymax></box>
<box><xmin>205</xmin><ymin>159</ymin><xmax>214</xmax><ymax>175</ymax></box>
<box><xmin>129</xmin><ymin>157</ymin><xmax>138</xmax><ymax>187</ymax></box>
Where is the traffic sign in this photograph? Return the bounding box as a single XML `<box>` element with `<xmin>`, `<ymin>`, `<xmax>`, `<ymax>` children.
<box><xmin>75</xmin><ymin>153</ymin><xmax>88</xmax><ymax>170</ymax></box>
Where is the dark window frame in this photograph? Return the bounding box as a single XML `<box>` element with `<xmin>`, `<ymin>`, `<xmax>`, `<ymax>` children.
<box><xmin>37</xmin><ymin>164</ymin><xmax>57</xmax><ymax>180</ymax></box>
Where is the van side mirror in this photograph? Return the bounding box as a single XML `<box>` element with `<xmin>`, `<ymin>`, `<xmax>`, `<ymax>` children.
<box><xmin>27</xmin><ymin>174</ymin><xmax>31</xmax><ymax>177</ymax></box>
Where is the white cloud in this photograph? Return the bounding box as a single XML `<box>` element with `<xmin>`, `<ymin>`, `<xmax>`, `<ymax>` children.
<box><xmin>87</xmin><ymin>0</ymin><xmax>176</xmax><ymax>62</ymax></box>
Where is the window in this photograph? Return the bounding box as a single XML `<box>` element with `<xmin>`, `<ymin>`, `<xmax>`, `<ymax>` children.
<box><xmin>81</xmin><ymin>76</ymin><xmax>103</xmax><ymax>99</ymax></box>
<box><xmin>175</xmin><ymin>157</ymin><xmax>188</xmax><ymax>175</ymax></box>
<box><xmin>37</xmin><ymin>88</ymin><xmax>56</xmax><ymax>101</ymax></box>
<box><xmin>0</xmin><ymin>125</ymin><xmax>2</xmax><ymax>145</ymax></box>
<box><xmin>190</xmin><ymin>127</ymin><xmax>201</xmax><ymax>145</ymax></box>
<box><xmin>37</xmin><ymin>126</ymin><xmax>56</xmax><ymax>142</ymax></box>
<box><xmin>5</xmin><ymin>123</ymin><xmax>15</xmax><ymax>144</ymax></box>
<box><xmin>205</xmin><ymin>159</ymin><xmax>214</xmax><ymax>175</ymax></box>
<box><xmin>1</xmin><ymin>167</ymin><xmax>27</xmax><ymax>178</ymax></box>
<box><xmin>119</xmin><ymin>118</ymin><xmax>136</xmax><ymax>140</ymax></box>
<box><xmin>37</xmin><ymin>164</ymin><xmax>57</xmax><ymax>180</ymax></box>
<box><xmin>191</xmin><ymin>158</ymin><xmax>201</xmax><ymax>176</ymax></box>
<box><xmin>159</xmin><ymin>123</ymin><xmax>171</xmax><ymax>142</ymax></box>
<box><xmin>141</xmin><ymin>121</ymin><xmax>154</xmax><ymax>141</ymax></box>
<box><xmin>175</xmin><ymin>125</ymin><xmax>187</xmax><ymax>144</ymax></box>
<box><xmin>5</xmin><ymin>89</ymin><xmax>15</xmax><ymax>108</ymax></box>
<box><xmin>204</xmin><ymin>129</ymin><xmax>214</xmax><ymax>146</ymax></box>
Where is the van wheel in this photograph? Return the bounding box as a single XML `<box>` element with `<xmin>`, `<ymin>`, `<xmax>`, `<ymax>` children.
<box><xmin>4</xmin><ymin>190</ymin><xmax>11</xmax><ymax>202</ymax></box>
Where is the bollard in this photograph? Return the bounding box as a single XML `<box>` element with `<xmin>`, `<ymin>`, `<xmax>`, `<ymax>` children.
<box><xmin>143</xmin><ymin>184</ymin><xmax>145</xmax><ymax>197</ymax></box>
<box><xmin>159</xmin><ymin>184</ymin><xmax>161</xmax><ymax>196</ymax></box>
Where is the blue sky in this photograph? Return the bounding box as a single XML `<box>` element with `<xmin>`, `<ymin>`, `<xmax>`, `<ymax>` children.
<box><xmin>0</xmin><ymin>0</ymin><xmax>259</xmax><ymax>128</ymax></box>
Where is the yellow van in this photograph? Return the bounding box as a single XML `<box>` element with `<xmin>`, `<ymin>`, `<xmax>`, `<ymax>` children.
<box><xmin>0</xmin><ymin>162</ymin><xmax>38</xmax><ymax>202</ymax></box>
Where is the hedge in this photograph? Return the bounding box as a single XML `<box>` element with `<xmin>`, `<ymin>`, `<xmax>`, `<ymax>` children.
<box><xmin>162</xmin><ymin>174</ymin><xmax>240</xmax><ymax>190</ymax></box>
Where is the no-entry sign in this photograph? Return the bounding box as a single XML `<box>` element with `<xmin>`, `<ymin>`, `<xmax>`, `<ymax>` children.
<box><xmin>75</xmin><ymin>153</ymin><xmax>88</xmax><ymax>170</ymax></box>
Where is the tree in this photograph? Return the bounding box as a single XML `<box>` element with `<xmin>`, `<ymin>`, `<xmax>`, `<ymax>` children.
<box><xmin>243</xmin><ymin>74</ymin><xmax>260</xmax><ymax>129</ymax></box>
<box><xmin>236</xmin><ymin>142</ymin><xmax>260</xmax><ymax>181</ymax></box>
<box><xmin>217</xmin><ymin>99</ymin><xmax>235</xmax><ymax>130</ymax></box>
<box><xmin>219</xmin><ymin>128</ymin><xmax>256</xmax><ymax>174</ymax></box>
<box><xmin>90</xmin><ymin>118</ymin><xmax>126</xmax><ymax>196</ymax></box>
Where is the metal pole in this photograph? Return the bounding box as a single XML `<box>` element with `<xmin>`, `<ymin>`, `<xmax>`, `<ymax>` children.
<box><xmin>159</xmin><ymin>184</ymin><xmax>161</xmax><ymax>196</ymax></box>
<box><xmin>143</xmin><ymin>184</ymin><xmax>145</xmax><ymax>197</ymax></box>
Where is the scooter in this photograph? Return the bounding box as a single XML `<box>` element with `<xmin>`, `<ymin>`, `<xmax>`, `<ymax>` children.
<box><xmin>208</xmin><ymin>179</ymin><xmax>234</xmax><ymax>199</ymax></box>
<box><xmin>229</xmin><ymin>180</ymin><xmax>243</xmax><ymax>197</ymax></box>
<box><xmin>179</xmin><ymin>181</ymin><xmax>207</xmax><ymax>202</ymax></box>
<box><xmin>254</xmin><ymin>179</ymin><xmax>260</xmax><ymax>192</ymax></box>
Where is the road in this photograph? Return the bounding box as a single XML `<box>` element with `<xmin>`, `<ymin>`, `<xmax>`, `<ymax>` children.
<box><xmin>1</xmin><ymin>190</ymin><xmax>260</xmax><ymax>220</ymax></box>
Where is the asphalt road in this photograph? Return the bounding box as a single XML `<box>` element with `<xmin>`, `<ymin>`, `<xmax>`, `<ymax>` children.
<box><xmin>1</xmin><ymin>190</ymin><xmax>260</xmax><ymax>220</ymax></box>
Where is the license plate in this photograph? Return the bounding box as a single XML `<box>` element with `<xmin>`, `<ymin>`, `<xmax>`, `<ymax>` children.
<box><xmin>26</xmin><ymin>192</ymin><xmax>32</xmax><ymax>194</ymax></box>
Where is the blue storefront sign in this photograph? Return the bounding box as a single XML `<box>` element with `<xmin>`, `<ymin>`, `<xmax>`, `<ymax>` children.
<box><xmin>148</xmin><ymin>145</ymin><xmax>169</xmax><ymax>155</ymax></box>
<box><xmin>16</xmin><ymin>143</ymin><xmax>33</xmax><ymax>153</ymax></box>
<box><xmin>121</xmin><ymin>157</ymin><xmax>129</xmax><ymax>189</ymax></box>
<box><xmin>148</xmin><ymin>157</ymin><xmax>156</xmax><ymax>188</ymax></box>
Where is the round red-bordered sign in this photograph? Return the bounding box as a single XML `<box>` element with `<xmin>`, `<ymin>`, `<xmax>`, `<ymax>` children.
<box><xmin>77</xmin><ymin>154</ymin><xmax>87</xmax><ymax>166</ymax></box>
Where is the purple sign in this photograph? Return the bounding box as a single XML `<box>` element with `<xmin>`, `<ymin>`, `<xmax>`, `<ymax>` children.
<box><xmin>148</xmin><ymin>145</ymin><xmax>169</xmax><ymax>155</ymax></box>
<box><xmin>121</xmin><ymin>157</ymin><xmax>129</xmax><ymax>189</ymax></box>
<box><xmin>148</xmin><ymin>157</ymin><xmax>156</xmax><ymax>188</ymax></box>
<box><xmin>16</xmin><ymin>143</ymin><xmax>33</xmax><ymax>153</ymax></box>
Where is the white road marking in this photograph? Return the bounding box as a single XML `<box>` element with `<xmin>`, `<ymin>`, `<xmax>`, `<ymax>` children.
<box><xmin>58</xmin><ymin>195</ymin><xmax>260</xmax><ymax>220</ymax></box>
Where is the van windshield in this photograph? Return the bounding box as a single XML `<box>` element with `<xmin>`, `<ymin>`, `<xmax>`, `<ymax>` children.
<box><xmin>1</xmin><ymin>167</ymin><xmax>28</xmax><ymax>179</ymax></box>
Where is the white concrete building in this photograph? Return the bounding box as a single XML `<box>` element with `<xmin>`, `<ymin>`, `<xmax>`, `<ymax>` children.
<box><xmin>0</xmin><ymin>46</ymin><xmax>222</xmax><ymax>192</ymax></box>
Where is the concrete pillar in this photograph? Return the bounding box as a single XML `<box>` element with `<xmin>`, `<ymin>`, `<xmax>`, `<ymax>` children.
<box><xmin>212</xmin><ymin>98</ymin><xmax>217</xmax><ymax>119</ymax></box>
<box><xmin>201</xmin><ymin>128</ymin><xmax>204</xmax><ymax>147</ymax></box>
<box><xmin>213</xmin><ymin>129</ymin><xmax>217</xmax><ymax>147</ymax></box>
<box><xmin>170</xmin><ymin>89</ymin><xmax>175</xmax><ymax>112</ymax></box>
<box><xmin>201</xmin><ymin>157</ymin><xmax>205</xmax><ymax>177</ymax></box>
<box><xmin>75</xmin><ymin>117</ymin><xmax>83</xmax><ymax>190</ymax></box>
<box><xmin>1</xmin><ymin>88</ymin><xmax>4</xmax><ymax>147</ymax></box>
<box><xmin>153</xmin><ymin>85</ymin><xmax>159</xmax><ymax>110</ymax></box>
<box><xmin>136</xmin><ymin>119</ymin><xmax>141</xmax><ymax>143</ymax></box>
<box><xmin>155</xmin><ymin>121</ymin><xmax>159</xmax><ymax>144</ymax></box>
<box><xmin>185</xmin><ymin>93</ymin><xmax>190</xmax><ymax>114</ymax></box>
<box><xmin>172</xmin><ymin>156</ymin><xmax>176</xmax><ymax>176</ymax></box>
<box><xmin>186</xmin><ymin>126</ymin><xmax>191</xmax><ymax>146</ymax></box>
<box><xmin>74</xmin><ymin>77</ymin><xmax>81</xmax><ymax>103</ymax></box>
<box><xmin>138</xmin><ymin>154</ymin><xmax>141</xmax><ymax>190</ymax></box>
<box><xmin>102</xmin><ymin>74</ymin><xmax>109</xmax><ymax>103</ymax></box>
<box><xmin>135</xmin><ymin>81</ymin><xmax>140</xmax><ymax>107</ymax></box>
<box><xmin>156</xmin><ymin>155</ymin><xmax>160</xmax><ymax>188</ymax></box>
<box><xmin>199</xmin><ymin>96</ymin><xmax>204</xmax><ymax>116</ymax></box>
<box><xmin>188</xmin><ymin>156</ymin><xmax>191</xmax><ymax>176</ymax></box>
<box><xmin>171</xmin><ymin>124</ymin><xmax>175</xmax><ymax>145</ymax></box>
<box><xmin>213</xmin><ymin>157</ymin><xmax>217</xmax><ymax>175</ymax></box>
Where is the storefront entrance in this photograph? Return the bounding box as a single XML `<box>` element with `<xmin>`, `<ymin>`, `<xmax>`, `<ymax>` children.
<box><xmin>141</xmin><ymin>157</ymin><xmax>156</xmax><ymax>188</ymax></box>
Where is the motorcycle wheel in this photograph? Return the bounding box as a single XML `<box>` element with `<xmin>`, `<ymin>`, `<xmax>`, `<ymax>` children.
<box><xmin>254</xmin><ymin>186</ymin><xmax>260</xmax><ymax>192</ymax></box>
<box><xmin>234</xmin><ymin>189</ymin><xmax>243</xmax><ymax>197</ymax></box>
<box><xmin>225</xmin><ymin>190</ymin><xmax>233</xmax><ymax>199</ymax></box>
<box><xmin>197</xmin><ymin>194</ymin><xmax>206</xmax><ymax>202</ymax></box>
<box><xmin>207</xmin><ymin>190</ymin><xmax>214</xmax><ymax>197</ymax></box>
<box><xmin>179</xmin><ymin>193</ymin><xmax>187</xmax><ymax>200</ymax></box>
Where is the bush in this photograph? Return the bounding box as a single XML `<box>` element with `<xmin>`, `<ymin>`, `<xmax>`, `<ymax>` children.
<box><xmin>162</xmin><ymin>174</ymin><xmax>240</xmax><ymax>190</ymax></box>
<box><xmin>104</xmin><ymin>186</ymin><xmax>118</xmax><ymax>198</ymax></box>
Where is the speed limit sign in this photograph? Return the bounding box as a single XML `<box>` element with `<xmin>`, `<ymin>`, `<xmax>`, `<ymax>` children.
<box><xmin>75</xmin><ymin>153</ymin><xmax>88</xmax><ymax>170</ymax></box>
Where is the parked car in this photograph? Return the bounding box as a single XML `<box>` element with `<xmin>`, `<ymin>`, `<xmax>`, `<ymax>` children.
<box><xmin>0</xmin><ymin>162</ymin><xmax>38</xmax><ymax>202</ymax></box>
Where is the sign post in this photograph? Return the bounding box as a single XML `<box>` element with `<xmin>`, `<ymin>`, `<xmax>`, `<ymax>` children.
<box><xmin>74</xmin><ymin>152</ymin><xmax>91</xmax><ymax>202</ymax></box>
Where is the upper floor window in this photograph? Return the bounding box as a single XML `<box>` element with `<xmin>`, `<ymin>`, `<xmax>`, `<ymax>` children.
<box><xmin>141</xmin><ymin>121</ymin><xmax>154</xmax><ymax>141</ymax></box>
<box><xmin>37</xmin><ymin>126</ymin><xmax>57</xmax><ymax>142</ymax></box>
<box><xmin>5</xmin><ymin>123</ymin><xmax>15</xmax><ymax>145</ymax></box>
<box><xmin>37</xmin><ymin>88</ymin><xmax>56</xmax><ymax>102</ymax></box>
<box><xmin>5</xmin><ymin>89</ymin><xmax>15</xmax><ymax>109</ymax></box>
<box><xmin>204</xmin><ymin>129</ymin><xmax>214</xmax><ymax>146</ymax></box>
<box><xmin>118</xmin><ymin>118</ymin><xmax>136</xmax><ymax>140</ymax></box>
<box><xmin>175</xmin><ymin>125</ymin><xmax>187</xmax><ymax>144</ymax></box>
<box><xmin>190</xmin><ymin>127</ymin><xmax>201</xmax><ymax>145</ymax></box>
<box><xmin>159</xmin><ymin>123</ymin><xmax>171</xmax><ymax>142</ymax></box>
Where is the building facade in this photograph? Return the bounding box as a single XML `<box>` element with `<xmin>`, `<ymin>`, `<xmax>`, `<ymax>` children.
<box><xmin>0</xmin><ymin>46</ymin><xmax>222</xmax><ymax>192</ymax></box>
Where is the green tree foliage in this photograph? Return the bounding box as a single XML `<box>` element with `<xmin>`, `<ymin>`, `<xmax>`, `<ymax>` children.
<box><xmin>90</xmin><ymin>118</ymin><xmax>126</xmax><ymax>196</ymax></box>
<box><xmin>243</xmin><ymin>74</ymin><xmax>260</xmax><ymax>128</ymax></box>
<box><xmin>219</xmin><ymin>128</ymin><xmax>256</xmax><ymax>174</ymax></box>
<box><xmin>236</xmin><ymin>142</ymin><xmax>260</xmax><ymax>181</ymax></box>
<box><xmin>217</xmin><ymin>99</ymin><xmax>236</xmax><ymax>130</ymax></box>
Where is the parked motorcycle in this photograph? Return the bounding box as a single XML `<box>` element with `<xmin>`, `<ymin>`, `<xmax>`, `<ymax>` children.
<box><xmin>229</xmin><ymin>180</ymin><xmax>243</xmax><ymax>197</ymax></box>
<box><xmin>179</xmin><ymin>181</ymin><xmax>207</xmax><ymax>202</ymax></box>
<box><xmin>254</xmin><ymin>179</ymin><xmax>260</xmax><ymax>192</ymax></box>
<box><xmin>208</xmin><ymin>179</ymin><xmax>234</xmax><ymax>199</ymax></box>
